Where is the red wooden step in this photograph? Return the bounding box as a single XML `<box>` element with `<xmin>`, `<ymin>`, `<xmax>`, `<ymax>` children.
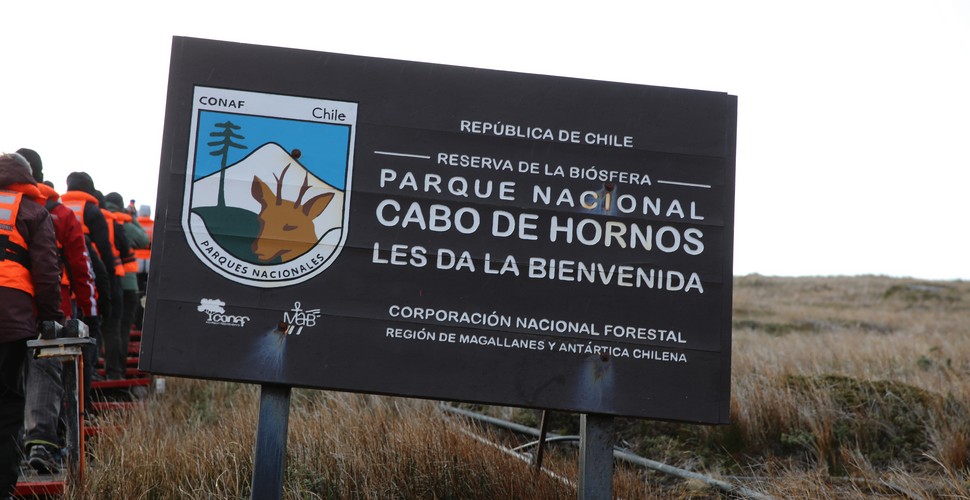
<box><xmin>95</xmin><ymin>367</ymin><xmax>147</xmax><ymax>378</ymax></box>
<box><xmin>92</xmin><ymin>401</ymin><xmax>143</xmax><ymax>412</ymax></box>
<box><xmin>85</xmin><ymin>424</ymin><xmax>123</xmax><ymax>437</ymax></box>
<box><xmin>14</xmin><ymin>479</ymin><xmax>64</xmax><ymax>497</ymax></box>
<box><xmin>92</xmin><ymin>377</ymin><xmax>151</xmax><ymax>390</ymax></box>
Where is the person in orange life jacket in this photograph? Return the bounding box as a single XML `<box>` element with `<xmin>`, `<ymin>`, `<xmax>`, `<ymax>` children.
<box><xmin>0</xmin><ymin>152</ymin><xmax>64</xmax><ymax>497</ymax></box>
<box><xmin>61</xmin><ymin>172</ymin><xmax>115</xmax><ymax>319</ymax></box>
<box><xmin>135</xmin><ymin>205</ymin><xmax>153</xmax><ymax>251</ymax></box>
<box><xmin>61</xmin><ymin>172</ymin><xmax>117</xmax><ymax>408</ymax></box>
<box><xmin>89</xmin><ymin>190</ymin><xmax>126</xmax><ymax>381</ymax></box>
<box><xmin>103</xmin><ymin>192</ymin><xmax>145</xmax><ymax>380</ymax></box>
<box><xmin>106</xmin><ymin>193</ymin><xmax>148</xmax><ymax>253</ymax></box>
<box><xmin>52</xmin><ymin>179</ymin><xmax>111</xmax><ymax>341</ymax></box>
<box><xmin>68</xmin><ymin>191</ymin><xmax>110</xmax><ymax>340</ymax></box>
<box><xmin>16</xmin><ymin>149</ymin><xmax>100</xmax><ymax>473</ymax></box>
<box><xmin>115</xmin><ymin>199</ymin><xmax>149</xmax><ymax>330</ymax></box>
<box><xmin>133</xmin><ymin>205</ymin><xmax>153</xmax><ymax>331</ymax></box>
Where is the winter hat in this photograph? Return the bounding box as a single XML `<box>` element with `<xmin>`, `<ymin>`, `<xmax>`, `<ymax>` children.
<box><xmin>16</xmin><ymin>148</ymin><xmax>43</xmax><ymax>182</ymax></box>
<box><xmin>105</xmin><ymin>192</ymin><xmax>125</xmax><ymax>208</ymax></box>
<box><xmin>2</xmin><ymin>152</ymin><xmax>32</xmax><ymax>175</ymax></box>
<box><xmin>66</xmin><ymin>171</ymin><xmax>96</xmax><ymax>194</ymax></box>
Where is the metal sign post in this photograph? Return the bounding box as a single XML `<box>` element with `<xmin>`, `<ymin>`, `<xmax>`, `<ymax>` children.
<box><xmin>250</xmin><ymin>384</ymin><xmax>292</xmax><ymax>500</ymax></box>
<box><xmin>578</xmin><ymin>413</ymin><xmax>614</xmax><ymax>500</ymax></box>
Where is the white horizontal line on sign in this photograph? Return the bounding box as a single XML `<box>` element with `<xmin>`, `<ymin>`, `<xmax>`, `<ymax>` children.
<box><xmin>657</xmin><ymin>180</ymin><xmax>712</xmax><ymax>189</ymax></box>
<box><xmin>374</xmin><ymin>150</ymin><xmax>431</xmax><ymax>159</ymax></box>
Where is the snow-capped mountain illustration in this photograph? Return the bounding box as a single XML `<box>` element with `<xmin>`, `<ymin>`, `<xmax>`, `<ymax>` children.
<box><xmin>191</xmin><ymin>142</ymin><xmax>345</xmax><ymax>242</ymax></box>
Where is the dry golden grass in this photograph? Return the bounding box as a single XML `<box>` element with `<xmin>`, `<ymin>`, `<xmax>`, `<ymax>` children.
<box><xmin>79</xmin><ymin>382</ymin><xmax>643</xmax><ymax>498</ymax></box>
<box><xmin>727</xmin><ymin>275</ymin><xmax>970</xmax><ymax>498</ymax></box>
<box><xmin>75</xmin><ymin>275</ymin><xmax>970</xmax><ymax>498</ymax></box>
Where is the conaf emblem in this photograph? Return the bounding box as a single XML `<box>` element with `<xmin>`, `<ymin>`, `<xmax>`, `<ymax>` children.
<box><xmin>182</xmin><ymin>87</ymin><xmax>357</xmax><ymax>288</ymax></box>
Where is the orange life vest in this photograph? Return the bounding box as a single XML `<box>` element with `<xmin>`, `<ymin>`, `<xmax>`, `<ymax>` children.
<box><xmin>60</xmin><ymin>191</ymin><xmax>99</xmax><ymax>235</ymax></box>
<box><xmin>135</xmin><ymin>216</ymin><xmax>153</xmax><ymax>260</ymax></box>
<box><xmin>36</xmin><ymin>183</ymin><xmax>57</xmax><ymax>204</ymax></box>
<box><xmin>111</xmin><ymin>211</ymin><xmax>139</xmax><ymax>273</ymax></box>
<box><xmin>0</xmin><ymin>189</ymin><xmax>35</xmax><ymax>296</ymax></box>
<box><xmin>101</xmin><ymin>209</ymin><xmax>126</xmax><ymax>277</ymax></box>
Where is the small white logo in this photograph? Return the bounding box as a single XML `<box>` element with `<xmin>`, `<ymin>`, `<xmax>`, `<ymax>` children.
<box><xmin>282</xmin><ymin>301</ymin><xmax>321</xmax><ymax>335</ymax></box>
<box><xmin>198</xmin><ymin>298</ymin><xmax>226</xmax><ymax>314</ymax></box>
<box><xmin>198</xmin><ymin>298</ymin><xmax>250</xmax><ymax>327</ymax></box>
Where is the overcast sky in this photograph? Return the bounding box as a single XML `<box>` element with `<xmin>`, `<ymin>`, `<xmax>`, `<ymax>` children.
<box><xmin>3</xmin><ymin>1</ymin><xmax>968</xmax><ymax>280</ymax></box>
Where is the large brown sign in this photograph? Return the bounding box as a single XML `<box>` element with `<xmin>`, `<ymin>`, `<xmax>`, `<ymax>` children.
<box><xmin>141</xmin><ymin>36</ymin><xmax>737</xmax><ymax>423</ymax></box>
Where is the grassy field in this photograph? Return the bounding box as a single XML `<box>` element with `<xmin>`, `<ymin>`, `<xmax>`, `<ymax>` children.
<box><xmin>76</xmin><ymin>275</ymin><xmax>970</xmax><ymax>498</ymax></box>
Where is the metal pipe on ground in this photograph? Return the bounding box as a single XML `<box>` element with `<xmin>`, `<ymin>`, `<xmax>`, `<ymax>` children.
<box><xmin>455</xmin><ymin>427</ymin><xmax>576</xmax><ymax>489</ymax></box>
<box><xmin>440</xmin><ymin>404</ymin><xmax>776</xmax><ymax>500</ymax></box>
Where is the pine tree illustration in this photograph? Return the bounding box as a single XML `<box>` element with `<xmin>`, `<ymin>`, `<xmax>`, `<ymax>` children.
<box><xmin>208</xmin><ymin>121</ymin><xmax>247</xmax><ymax>207</ymax></box>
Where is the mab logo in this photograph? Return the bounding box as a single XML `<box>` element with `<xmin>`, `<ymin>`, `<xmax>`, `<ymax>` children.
<box><xmin>181</xmin><ymin>86</ymin><xmax>358</xmax><ymax>288</ymax></box>
<box><xmin>281</xmin><ymin>301</ymin><xmax>321</xmax><ymax>335</ymax></box>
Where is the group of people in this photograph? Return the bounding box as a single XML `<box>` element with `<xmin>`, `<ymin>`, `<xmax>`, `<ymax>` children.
<box><xmin>0</xmin><ymin>148</ymin><xmax>154</xmax><ymax>496</ymax></box>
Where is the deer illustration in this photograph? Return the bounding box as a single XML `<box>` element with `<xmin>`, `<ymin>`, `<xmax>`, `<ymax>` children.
<box><xmin>251</xmin><ymin>163</ymin><xmax>334</xmax><ymax>263</ymax></box>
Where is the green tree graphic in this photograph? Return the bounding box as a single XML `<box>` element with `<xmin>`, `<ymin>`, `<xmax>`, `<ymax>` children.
<box><xmin>208</xmin><ymin>121</ymin><xmax>247</xmax><ymax>207</ymax></box>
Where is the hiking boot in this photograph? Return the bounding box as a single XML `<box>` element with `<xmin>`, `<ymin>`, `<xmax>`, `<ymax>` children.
<box><xmin>27</xmin><ymin>445</ymin><xmax>61</xmax><ymax>474</ymax></box>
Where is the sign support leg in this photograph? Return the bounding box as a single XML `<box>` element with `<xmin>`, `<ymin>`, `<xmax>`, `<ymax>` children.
<box><xmin>251</xmin><ymin>384</ymin><xmax>291</xmax><ymax>500</ymax></box>
<box><xmin>534</xmin><ymin>410</ymin><xmax>550</xmax><ymax>471</ymax></box>
<box><xmin>578</xmin><ymin>413</ymin><xmax>613</xmax><ymax>500</ymax></box>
